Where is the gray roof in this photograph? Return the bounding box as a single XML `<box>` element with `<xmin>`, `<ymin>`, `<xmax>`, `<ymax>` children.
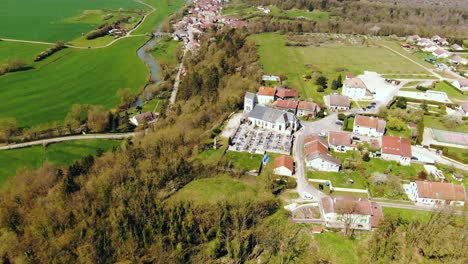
<box><xmin>245</xmin><ymin>92</ymin><xmax>256</xmax><ymax>100</ymax></box>
<box><xmin>248</xmin><ymin>105</ymin><xmax>297</xmax><ymax>124</ymax></box>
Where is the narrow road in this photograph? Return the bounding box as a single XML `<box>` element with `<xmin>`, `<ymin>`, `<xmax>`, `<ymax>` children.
<box><xmin>169</xmin><ymin>52</ymin><xmax>186</xmax><ymax>108</ymax></box>
<box><xmin>376</xmin><ymin>201</ymin><xmax>467</xmax><ymax>216</ymax></box>
<box><xmin>0</xmin><ymin>133</ymin><xmax>136</xmax><ymax>151</ymax></box>
<box><xmin>379</xmin><ymin>44</ymin><xmax>445</xmax><ymax>80</ymax></box>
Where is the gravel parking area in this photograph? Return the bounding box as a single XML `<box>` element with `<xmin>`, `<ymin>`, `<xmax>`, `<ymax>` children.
<box><xmin>229</xmin><ymin>124</ymin><xmax>293</xmax><ymax>155</ymax></box>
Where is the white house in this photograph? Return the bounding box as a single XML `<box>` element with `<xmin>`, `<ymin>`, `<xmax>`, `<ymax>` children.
<box><xmin>328</xmin><ymin>131</ymin><xmax>357</xmax><ymax>153</ymax></box>
<box><xmin>353</xmin><ymin>115</ymin><xmax>386</xmax><ymax>137</ymax></box>
<box><xmin>273</xmin><ymin>155</ymin><xmax>294</xmax><ymax>176</ymax></box>
<box><xmin>297</xmin><ymin>101</ymin><xmax>321</xmax><ymax>118</ymax></box>
<box><xmin>405</xmin><ymin>181</ymin><xmax>466</xmax><ymax>206</ymax></box>
<box><xmin>304</xmin><ymin>135</ymin><xmax>341</xmax><ymax>172</ymax></box>
<box><xmin>381</xmin><ymin>136</ymin><xmax>412</xmax><ymax>166</ymax></box>
<box><xmin>342</xmin><ymin>77</ymin><xmax>374</xmax><ymax>100</ymax></box>
<box><xmin>450</xmin><ymin>44</ymin><xmax>464</xmax><ymax>51</ymax></box>
<box><xmin>247</xmin><ymin>105</ymin><xmax>299</xmax><ymax>134</ymax></box>
<box><xmin>432</xmin><ymin>48</ymin><xmax>449</xmax><ymax>59</ymax></box>
<box><xmin>449</xmin><ymin>55</ymin><xmax>468</xmax><ymax>65</ymax></box>
<box><xmin>257</xmin><ymin>86</ymin><xmax>276</xmax><ymax>105</ymax></box>
<box><xmin>244</xmin><ymin>92</ymin><xmax>257</xmax><ymax>112</ymax></box>
<box><xmin>321</xmin><ymin>196</ymin><xmax>383</xmax><ymax>230</ymax></box>
<box><xmin>417</xmin><ymin>38</ymin><xmax>433</xmax><ymax>47</ymax></box>
<box><xmin>452</xmin><ymin>79</ymin><xmax>468</xmax><ymax>92</ymax></box>
<box><xmin>423</xmin><ymin>43</ymin><xmax>438</xmax><ymax>52</ymax></box>
<box><xmin>129</xmin><ymin>112</ymin><xmax>158</xmax><ymax>126</ymax></box>
<box><xmin>324</xmin><ymin>94</ymin><xmax>351</xmax><ymax>112</ymax></box>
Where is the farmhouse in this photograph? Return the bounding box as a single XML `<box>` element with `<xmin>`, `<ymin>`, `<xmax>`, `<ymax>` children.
<box><xmin>449</xmin><ymin>55</ymin><xmax>468</xmax><ymax>65</ymax></box>
<box><xmin>432</xmin><ymin>48</ymin><xmax>449</xmax><ymax>59</ymax></box>
<box><xmin>321</xmin><ymin>196</ymin><xmax>383</xmax><ymax>230</ymax></box>
<box><xmin>353</xmin><ymin>115</ymin><xmax>386</xmax><ymax>137</ymax></box>
<box><xmin>417</xmin><ymin>38</ymin><xmax>433</xmax><ymax>47</ymax></box>
<box><xmin>304</xmin><ymin>135</ymin><xmax>341</xmax><ymax>172</ymax></box>
<box><xmin>273</xmin><ymin>155</ymin><xmax>294</xmax><ymax>176</ymax></box>
<box><xmin>129</xmin><ymin>112</ymin><xmax>158</xmax><ymax>126</ymax></box>
<box><xmin>324</xmin><ymin>94</ymin><xmax>351</xmax><ymax>112</ymax></box>
<box><xmin>452</xmin><ymin>79</ymin><xmax>468</xmax><ymax>92</ymax></box>
<box><xmin>247</xmin><ymin>105</ymin><xmax>299</xmax><ymax>134</ymax></box>
<box><xmin>328</xmin><ymin>131</ymin><xmax>357</xmax><ymax>152</ymax></box>
<box><xmin>272</xmin><ymin>100</ymin><xmax>298</xmax><ymax>113</ymax></box>
<box><xmin>297</xmin><ymin>101</ymin><xmax>321</xmax><ymax>118</ymax></box>
<box><xmin>257</xmin><ymin>86</ymin><xmax>276</xmax><ymax>105</ymax></box>
<box><xmin>381</xmin><ymin>136</ymin><xmax>412</xmax><ymax>166</ymax></box>
<box><xmin>450</xmin><ymin>44</ymin><xmax>463</xmax><ymax>51</ymax></box>
<box><xmin>276</xmin><ymin>87</ymin><xmax>299</xmax><ymax>100</ymax></box>
<box><xmin>342</xmin><ymin>77</ymin><xmax>374</xmax><ymax>100</ymax></box>
<box><xmin>423</xmin><ymin>43</ymin><xmax>438</xmax><ymax>52</ymax></box>
<box><xmin>405</xmin><ymin>181</ymin><xmax>466</xmax><ymax>206</ymax></box>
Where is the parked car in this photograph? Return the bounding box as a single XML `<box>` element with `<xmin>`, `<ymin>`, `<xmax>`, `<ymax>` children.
<box><xmin>352</xmin><ymin>136</ymin><xmax>360</xmax><ymax>141</ymax></box>
<box><xmin>362</xmin><ymin>107</ymin><xmax>367</xmax><ymax>111</ymax></box>
<box><xmin>302</xmin><ymin>192</ymin><xmax>313</xmax><ymax>200</ymax></box>
<box><xmin>318</xmin><ymin>132</ymin><xmax>327</xmax><ymax>137</ymax></box>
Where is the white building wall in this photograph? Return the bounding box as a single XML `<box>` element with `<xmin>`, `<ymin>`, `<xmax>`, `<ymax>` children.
<box><xmin>274</xmin><ymin>166</ymin><xmax>293</xmax><ymax>177</ymax></box>
<box><xmin>353</xmin><ymin>126</ymin><xmax>383</xmax><ymax>137</ymax></box>
<box><xmin>330</xmin><ymin>145</ymin><xmax>356</xmax><ymax>153</ymax></box>
<box><xmin>381</xmin><ymin>153</ymin><xmax>410</xmax><ymax>166</ymax></box>
<box><xmin>257</xmin><ymin>95</ymin><xmax>274</xmax><ymax>105</ymax></box>
<box><xmin>306</xmin><ymin>158</ymin><xmax>340</xmax><ymax>172</ymax></box>
<box><xmin>342</xmin><ymin>87</ymin><xmax>372</xmax><ymax>100</ymax></box>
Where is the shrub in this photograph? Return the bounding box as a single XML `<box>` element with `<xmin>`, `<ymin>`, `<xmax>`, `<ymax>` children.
<box><xmin>34</xmin><ymin>42</ymin><xmax>66</xmax><ymax>62</ymax></box>
<box><xmin>363</xmin><ymin>152</ymin><xmax>370</xmax><ymax>162</ymax></box>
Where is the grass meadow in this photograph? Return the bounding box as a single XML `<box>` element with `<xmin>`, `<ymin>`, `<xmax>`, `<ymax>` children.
<box><xmin>249</xmin><ymin>33</ymin><xmax>427</xmax><ymax>103</ymax></box>
<box><xmin>132</xmin><ymin>0</ymin><xmax>186</xmax><ymax>34</ymax></box>
<box><xmin>0</xmin><ymin>41</ymin><xmax>51</xmax><ymax>64</ymax></box>
<box><xmin>0</xmin><ymin>0</ymin><xmax>147</xmax><ymax>42</ymax></box>
<box><xmin>0</xmin><ymin>37</ymin><xmax>149</xmax><ymax>127</ymax></box>
<box><xmin>0</xmin><ymin>139</ymin><xmax>120</xmax><ymax>187</ymax></box>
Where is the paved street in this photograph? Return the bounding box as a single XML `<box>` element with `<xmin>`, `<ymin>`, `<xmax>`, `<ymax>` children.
<box><xmin>411</xmin><ymin>146</ymin><xmax>468</xmax><ymax>171</ymax></box>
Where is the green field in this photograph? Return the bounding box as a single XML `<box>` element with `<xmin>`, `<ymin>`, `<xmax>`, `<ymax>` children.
<box><xmin>167</xmin><ymin>177</ymin><xmax>258</xmax><ymax>205</ymax></box>
<box><xmin>314</xmin><ymin>232</ymin><xmax>364</xmax><ymax>264</ymax></box>
<box><xmin>424</xmin><ymin>116</ymin><xmax>468</xmax><ymax>133</ymax></box>
<box><xmin>0</xmin><ymin>139</ymin><xmax>121</xmax><ymax>187</ymax></box>
<box><xmin>308</xmin><ymin>171</ymin><xmax>368</xmax><ymax>189</ymax></box>
<box><xmin>224</xmin><ymin>4</ymin><xmax>329</xmax><ymax>22</ymax></box>
<box><xmin>433</xmin><ymin>81</ymin><xmax>468</xmax><ymax>103</ymax></box>
<box><xmin>0</xmin><ymin>37</ymin><xmax>148</xmax><ymax>127</ymax></box>
<box><xmin>0</xmin><ymin>0</ymin><xmax>147</xmax><ymax>42</ymax></box>
<box><xmin>249</xmin><ymin>33</ymin><xmax>426</xmax><ymax>102</ymax></box>
<box><xmin>224</xmin><ymin>151</ymin><xmax>263</xmax><ymax>171</ymax></box>
<box><xmin>132</xmin><ymin>0</ymin><xmax>186</xmax><ymax>34</ymax></box>
<box><xmin>0</xmin><ymin>41</ymin><xmax>51</xmax><ymax>64</ymax></box>
<box><xmin>151</xmin><ymin>39</ymin><xmax>182</xmax><ymax>66</ymax></box>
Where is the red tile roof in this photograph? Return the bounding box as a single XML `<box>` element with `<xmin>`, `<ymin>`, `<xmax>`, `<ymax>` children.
<box><xmin>328</xmin><ymin>94</ymin><xmax>350</xmax><ymax>107</ymax></box>
<box><xmin>344</xmin><ymin>78</ymin><xmax>367</xmax><ymax>89</ymax></box>
<box><xmin>328</xmin><ymin>131</ymin><xmax>355</xmax><ymax>148</ymax></box>
<box><xmin>416</xmin><ymin>181</ymin><xmax>466</xmax><ymax>201</ymax></box>
<box><xmin>274</xmin><ymin>155</ymin><xmax>294</xmax><ymax>172</ymax></box>
<box><xmin>258</xmin><ymin>86</ymin><xmax>276</xmax><ymax>96</ymax></box>
<box><xmin>273</xmin><ymin>99</ymin><xmax>298</xmax><ymax>110</ymax></box>
<box><xmin>354</xmin><ymin>115</ymin><xmax>386</xmax><ymax>133</ymax></box>
<box><xmin>321</xmin><ymin>196</ymin><xmax>383</xmax><ymax>227</ymax></box>
<box><xmin>298</xmin><ymin>101</ymin><xmax>319</xmax><ymax>112</ymax></box>
<box><xmin>276</xmin><ymin>87</ymin><xmax>298</xmax><ymax>99</ymax></box>
<box><xmin>305</xmin><ymin>135</ymin><xmax>341</xmax><ymax>165</ymax></box>
<box><xmin>381</xmin><ymin>136</ymin><xmax>412</xmax><ymax>158</ymax></box>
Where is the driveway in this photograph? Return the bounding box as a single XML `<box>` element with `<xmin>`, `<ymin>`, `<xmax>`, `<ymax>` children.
<box><xmin>411</xmin><ymin>146</ymin><xmax>468</xmax><ymax>171</ymax></box>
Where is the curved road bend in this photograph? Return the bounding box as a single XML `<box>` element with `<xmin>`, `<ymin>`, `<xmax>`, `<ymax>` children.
<box><xmin>0</xmin><ymin>133</ymin><xmax>136</xmax><ymax>151</ymax></box>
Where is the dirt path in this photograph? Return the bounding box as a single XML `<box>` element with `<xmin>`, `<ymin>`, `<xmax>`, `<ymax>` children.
<box><xmin>0</xmin><ymin>133</ymin><xmax>136</xmax><ymax>151</ymax></box>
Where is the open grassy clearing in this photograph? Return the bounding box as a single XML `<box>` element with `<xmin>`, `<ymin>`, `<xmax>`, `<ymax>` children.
<box><xmin>308</xmin><ymin>171</ymin><xmax>368</xmax><ymax>189</ymax></box>
<box><xmin>150</xmin><ymin>39</ymin><xmax>182</xmax><ymax>66</ymax></box>
<box><xmin>0</xmin><ymin>37</ymin><xmax>148</xmax><ymax>127</ymax></box>
<box><xmin>424</xmin><ymin>116</ymin><xmax>468</xmax><ymax>133</ymax></box>
<box><xmin>167</xmin><ymin>176</ymin><xmax>258</xmax><ymax>205</ymax></box>
<box><xmin>432</xmin><ymin>81</ymin><xmax>468</xmax><ymax>102</ymax></box>
<box><xmin>314</xmin><ymin>232</ymin><xmax>365</xmax><ymax>264</ymax></box>
<box><xmin>223</xmin><ymin>151</ymin><xmax>263</xmax><ymax>171</ymax></box>
<box><xmin>250</xmin><ymin>33</ymin><xmax>427</xmax><ymax>103</ymax></box>
<box><xmin>0</xmin><ymin>139</ymin><xmax>120</xmax><ymax>187</ymax></box>
<box><xmin>0</xmin><ymin>0</ymin><xmax>147</xmax><ymax>42</ymax></box>
<box><xmin>132</xmin><ymin>0</ymin><xmax>186</xmax><ymax>34</ymax></box>
<box><xmin>0</xmin><ymin>41</ymin><xmax>51</xmax><ymax>65</ymax></box>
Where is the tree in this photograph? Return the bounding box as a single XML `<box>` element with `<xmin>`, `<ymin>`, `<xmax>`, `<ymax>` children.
<box><xmin>65</xmin><ymin>104</ymin><xmax>88</xmax><ymax>132</ymax></box>
<box><xmin>337</xmin><ymin>74</ymin><xmax>343</xmax><ymax>87</ymax></box>
<box><xmin>416</xmin><ymin>118</ymin><xmax>424</xmax><ymax>144</ymax></box>
<box><xmin>362</xmin><ymin>152</ymin><xmax>370</xmax><ymax>162</ymax></box>
<box><xmin>116</xmin><ymin>88</ymin><xmax>134</xmax><ymax>108</ymax></box>
<box><xmin>442</xmin><ymin>115</ymin><xmax>462</xmax><ymax>128</ymax></box>
<box><xmin>331</xmin><ymin>80</ymin><xmax>338</xmax><ymax>90</ymax></box>
<box><xmin>335</xmin><ymin>199</ymin><xmax>360</xmax><ymax>237</ymax></box>
<box><xmin>420</xmin><ymin>100</ymin><xmax>428</xmax><ymax>112</ymax></box>
<box><xmin>315</xmin><ymin>76</ymin><xmax>328</xmax><ymax>89</ymax></box>
<box><xmin>87</xmin><ymin>105</ymin><xmax>109</xmax><ymax>132</ymax></box>
<box><xmin>387</xmin><ymin>117</ymin><xmax>407</xmax><ymax>131</ymax></box>
<box><xmin>338</xmin><ymin>113</ymin><xmax>346</xmax><ymax>120</ymax></box>
<box><xmin>0</xmin><ymin>117</ymin><xmax>18</xmax><ymax>143</ymax></box>
<box><xmin>377</xmin><ymin>106</ymin><xmax>388</xmax><ymax>119</ymax></box>
<box><xmin>396</xmin><ymin>97</ymin><xmax>407</xmax><ymax>109</ymax></box>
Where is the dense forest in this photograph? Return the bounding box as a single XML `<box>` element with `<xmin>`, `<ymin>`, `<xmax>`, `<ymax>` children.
<box><xmin>240</xmin><ymin>0</ymin><xmax>468</xmax><ymax>38</ymax></box>
<box><xmin>0</xmin><ymin>27</ymin><xmax>467</xmax><ymax>263</ymax></box>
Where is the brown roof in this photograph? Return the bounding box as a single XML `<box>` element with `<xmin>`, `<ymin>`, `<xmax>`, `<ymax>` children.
<box><xmin>329</xmin><ymin>94</ymin><xmax>350</xmax><ymax>107</ymax></box>
<box><xmin>305</xmin><ymin>136</ymin><xmax>341</xmax><ymax>165</ymax></box>
<box><xmin>298</xmin><ymin>101</ymin><xmax>319</xmax><ymax>112</ymax></box>
<box><xmin>344</xmin><ymin>78</ymin><xmax>367</xmax><ymax>89</ymax></box>
<box><xmin>273</xmin><ymin>100</ymin><xmax>298</xmax><ymax>110</ymax></box>
<box><xmin>370</xmin><ymin>202</ymin><xmax>383</xmax><ymax>227</ymax></box>
<box><xmin>381</xmin><ymin>136</ymin><xmax>412</xmax><ymax>158</ymax></box>
<box><xmin>433</xmin><ymin>49</ymin><xmax>447</xmax><ymax>56</ymax></box>
<box><xmin>354</xmin><ymin>115</ymin><xmax>386</xmax><ymax>133</ymax></box>
<box><xmin>456</xmin><ymin>79</ymin><xmax>468</xmax><ymax>87</ymax></box>
<box><xmin>276</xmin><ymin>87</ymin><xmax>298</xmax><ymax>99</ymax></box>
<box><xmin>451</xmin><ymin>44</ymin><xmax>462</xmax><ymax>50</ymax></box>
<box><xmin>328</xmin><ymin>131</ymin><xmax>355</xmax><ymax>148</ymax></box>
<box><xmin>258</xmin><ymin>86</ymin><xmax>276</xmax><ymax>96</ymax></box>
<box><xmin>416</xmin><ymin>181</ymin><xmax>466</xmax><ymax>201</ymax></box>
<box><xmin>459</xmin><ymin>101</ymin><xmax>468</xmax><ymax>112</ymax></box>
<box><xmin>321</xmin><ymin>196</ymin><xmax>383</xmax><ymax>223</ymax></box>
<box><xmin>346</xmin><ymin>74</ymin><xmax>356</xmax><ymax>79</ymax></box>
<box><xmin>274</xmin><ymin>155</ymin><xmax>294</xmax><ymax>172</ymax></box>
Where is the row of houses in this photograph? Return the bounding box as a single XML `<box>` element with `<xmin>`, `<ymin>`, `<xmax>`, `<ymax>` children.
<box><xmin>405</xmin><ymin>181</ymin><xmax>466</xmax><ymax>206</ymax></box>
